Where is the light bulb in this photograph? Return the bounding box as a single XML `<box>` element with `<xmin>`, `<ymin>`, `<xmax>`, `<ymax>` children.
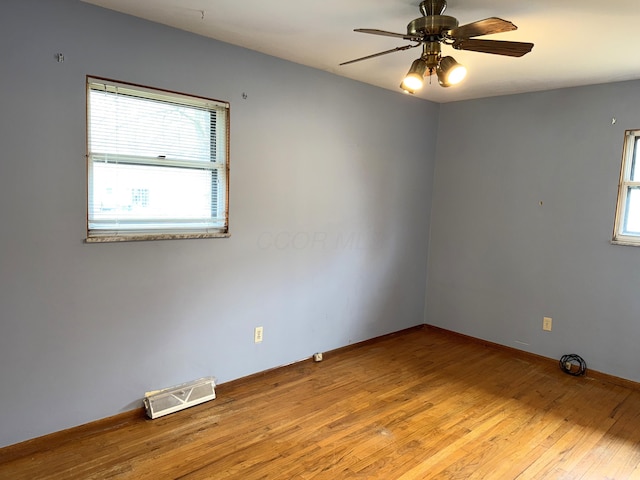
<box><xmin>399</xmin><ymin>58</ymin><xmax>427</xmax><ymax>93</ymax></box>
<box><xmin>447</xmin><ymin>65</ymin><xmax>467</xmax><ymax>85</ymax></box>
<box><xmin>402</xmin><ymin>74</ymin><xmax>424</xmax><ymax>91</ymax></box>
<box><xmin>437</xmin><ymin>56</ymin><xmax>467</xmax><ymax>88</ymax></box>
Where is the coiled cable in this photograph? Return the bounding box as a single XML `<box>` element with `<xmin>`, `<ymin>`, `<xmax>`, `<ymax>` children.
<box><xmin>559</xmin><ymin>354</ymin><xmax>587</xmax><ymax>376</ymax></box>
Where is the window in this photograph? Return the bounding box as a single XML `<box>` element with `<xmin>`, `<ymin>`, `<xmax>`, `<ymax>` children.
<box><xmin>613</xmin><ymin>130</ymin><xmax>640</xmax><ymax>245</ymax></box>
<box><xmin>86</xmin><ymin>77</ymin><xmax>229</xmax><ymax>242</ymax></box>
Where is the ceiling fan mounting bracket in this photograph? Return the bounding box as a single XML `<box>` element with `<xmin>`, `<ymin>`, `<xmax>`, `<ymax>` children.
<box><xmin>420</xmin><ymin>0</ymin><xmax>448</xmax><ymax>17</ymax></box>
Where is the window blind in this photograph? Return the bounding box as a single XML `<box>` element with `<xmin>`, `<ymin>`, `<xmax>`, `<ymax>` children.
<box><xmin>86</xmin><ymin>77</ymin><xmax>229</xmax><ymax>240</ymax></box>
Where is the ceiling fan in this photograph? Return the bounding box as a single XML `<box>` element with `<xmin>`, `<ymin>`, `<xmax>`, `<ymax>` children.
<box><xmin>340</xmin><ymin>0</ymin><xmax>534</xmax><ymax>92</ymax></box>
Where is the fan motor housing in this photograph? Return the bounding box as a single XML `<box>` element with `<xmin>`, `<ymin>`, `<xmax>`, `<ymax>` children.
<box><xmin>408</xmin><ymin>15</ymin><xmax>458</xmax><ymax>37</ymax></box>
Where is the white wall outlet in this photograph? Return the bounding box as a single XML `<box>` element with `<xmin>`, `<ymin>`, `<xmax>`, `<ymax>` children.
<box><xmin>313</xmin><ymin>352</ymin><xmax>323</xmax><ymax>362</ymax></box>
<box><xmin>254</xmin><ymin>326</ymin><xmax>263</xmax><ymax>343</ymax></box>
<box><xmin>543</xmin><ymin>317</ymin><xmax>552</xmax><ymax>331</ymax></box>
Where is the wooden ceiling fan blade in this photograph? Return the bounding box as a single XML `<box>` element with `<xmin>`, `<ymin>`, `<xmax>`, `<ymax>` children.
<box><xmin>448</xmin><ymin>18</ymin><xmax>517</xmax><ymax>39</ymax></box>
<box><xmin>340</xmin><ymin>44</ymin><xmax>421</xmax><ymax>66</ymax></box>
<box><xmin>452</xmin><ymin>39</ymin><xmax>533</xmax><ymax>57</ymax></box>
<box><xmin>354</xmin><ymin>28</ymin><xmax>422</xmax><ymax>41</ymax></box>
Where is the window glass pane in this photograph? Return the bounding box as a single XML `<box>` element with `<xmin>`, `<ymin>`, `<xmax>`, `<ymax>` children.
<box><xmin>89</xmin><ymin>90</ymin><xmax>214</xmax><ymax>163</ymax></box>
<box><xmin>632</xmin><ymin>138</ymin><xmax>640</xmax><ymax>182</ymax></box>
<box><xmin>623</xmin><ymin>186</ymin><xmax>640</xmax><ymax>235</ymax></box>
<box><xmin>90</xmin><ymin>163</ymin><xmax>215</xmax><ymax>222</ymax></box>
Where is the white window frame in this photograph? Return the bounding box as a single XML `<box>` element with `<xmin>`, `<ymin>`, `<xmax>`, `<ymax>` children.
<box><xmin>86</xmin><ymin>76</ymin><xmax>230</xmax><ymax>243</ymax></box>
<box><xmin>613</xmin><ymin>129</ymin><xmax>640</xmax><ymax>246</ymax></box>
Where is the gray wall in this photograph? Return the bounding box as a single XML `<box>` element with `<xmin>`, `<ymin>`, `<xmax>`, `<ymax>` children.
<box><xmin>0</xmin><ymin>0</ymin><xmax>439</xmax><ymax>447</ymax></box>
<box><xmin>426</xmin><ymin>81</ymin><xmax>640</xmax><ymax>382</ymax></box>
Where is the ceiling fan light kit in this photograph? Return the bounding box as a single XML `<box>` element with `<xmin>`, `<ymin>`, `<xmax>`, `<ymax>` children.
<box><xmin>341</xmin><ymin>0</ymin><xmax>533</xmax><ymax>93</ymax></box>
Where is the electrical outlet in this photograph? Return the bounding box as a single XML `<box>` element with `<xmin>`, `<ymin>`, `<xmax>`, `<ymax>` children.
<box><xmin>254</xmin><ymin>326</ymin><xmax>263</xmax><ymax>343</ymax></box>
<box><xmin>543</xmin><ymin>317</ymin><xmax>552</xmax><ymax>331</ymax></box>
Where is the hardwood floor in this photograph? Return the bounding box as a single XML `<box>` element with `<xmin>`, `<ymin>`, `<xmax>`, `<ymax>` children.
<box><xmin>2</xmin><ymin>325</ymin><xmax>640</xmax><ymax>479</ymax></box>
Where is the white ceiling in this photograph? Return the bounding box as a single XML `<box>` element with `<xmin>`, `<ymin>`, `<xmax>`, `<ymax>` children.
<box><xmin>80</xmin><ymin>0</ymin><xmax>640</xmax><ymax>103</ymax></box>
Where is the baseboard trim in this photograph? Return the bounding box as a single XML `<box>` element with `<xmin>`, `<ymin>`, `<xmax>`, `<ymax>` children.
<box><xmin>0</xmin><ymin>325</ymin><xmax>425</xmax><ymax>459</ymax></box>
<box><xmin>0</xmin><ymin>408</ymin><xmax>146</xmax><ymax>464</ymax></box>
<box><xmin>5</xmin><ymin>323</ymin><xmax>636</xmax><ymax>460</ymax></box>
<box><xmin>217</xmin><ymin>325</ymin><xmax>425</xmax><ymax>395</ymax></box>
<box><xmin>424</xmin><ymin>324</ymin><xmax>640</xmax><ymax>392</ymax></box>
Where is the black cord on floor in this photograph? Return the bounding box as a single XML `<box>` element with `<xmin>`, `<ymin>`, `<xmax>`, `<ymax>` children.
<box><xmin>559</xmin><ymin>354</ymin><xmax>587</xmax><ymax>376</ymax></box>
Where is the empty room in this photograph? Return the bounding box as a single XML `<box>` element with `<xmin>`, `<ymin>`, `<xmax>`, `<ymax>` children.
<box><xmin>1</xmin><ymin>0</ymin><xmax>640</xmax><ymax>478</ymax></box>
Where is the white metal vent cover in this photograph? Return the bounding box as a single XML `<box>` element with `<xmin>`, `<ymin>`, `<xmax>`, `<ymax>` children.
<box><xmin>144</xmin><ymin>376</ymin><xmax>216</xmax><ymax>419</ymax></box>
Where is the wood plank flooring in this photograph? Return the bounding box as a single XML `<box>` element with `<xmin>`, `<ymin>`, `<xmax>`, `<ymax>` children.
<box><xmin>2</xmin><ymin>325</ymin><xmax>640</xmax><ymax>479</ymax></box>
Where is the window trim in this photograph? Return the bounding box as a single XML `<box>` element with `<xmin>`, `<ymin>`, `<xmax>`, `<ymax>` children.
<box><xmin>612</xmin><ymin>129</ymin><xmax>640</xmax><ymax>246</ymax></box>
<box><xmin>85</xmin><ymin>76</ymin><xmax>230</xmax><ymax>243</ymax></box>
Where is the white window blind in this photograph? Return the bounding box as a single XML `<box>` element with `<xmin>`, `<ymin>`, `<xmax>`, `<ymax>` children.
<box><xmin>86</xmin><ymin>77</ymin><xmax>229</xmax><ymax>242</ymax></box>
